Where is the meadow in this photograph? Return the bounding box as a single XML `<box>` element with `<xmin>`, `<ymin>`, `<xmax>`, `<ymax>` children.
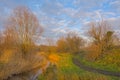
<box><xmin>38</xmin><ymin>53</ymin><xmax>120</xmax><ymax>80</ymax></box>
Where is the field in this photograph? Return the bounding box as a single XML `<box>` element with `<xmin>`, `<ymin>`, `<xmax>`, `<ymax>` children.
<box><xmin>75</xmin><ymin>49</ymin><xmax>120</xmax><ymax>72</ymax></box>
<box><xmin>38</xmin><ymin>53</ymin><xmax>119</xmax><ymax>80</ymax></box>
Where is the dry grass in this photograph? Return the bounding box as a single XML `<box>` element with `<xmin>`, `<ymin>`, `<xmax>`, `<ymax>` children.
<box><xmin>0</xmin><ymin>49</ymin><xmax>48</xmax><ymax>80</ymax></box>
<box><xmin>0</xmin><ymin>49</ymin><xmax>14</xmax><ymax>63</ymax></box>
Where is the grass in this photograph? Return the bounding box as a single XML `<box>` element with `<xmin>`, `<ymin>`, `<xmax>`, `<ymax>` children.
<box><xmin>56</xmin><ymin>53</ymin><xmax>84</xmax><ymax>74</ymax></box>
<box><xmin>38</xmin><ymin>53</ymin><xmax>116</xmax><ymax>80</ymax></box>
<box><xmin>75</xmin><ymin>49</ymin><xmax>120</xmax><ymax>72</ymax></box>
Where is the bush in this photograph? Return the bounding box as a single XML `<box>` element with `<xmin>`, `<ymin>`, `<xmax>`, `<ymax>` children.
<box><xmin>57</xmin><ymin>32</ymin><xmax>84</xmax><ymax>54</ymax></box>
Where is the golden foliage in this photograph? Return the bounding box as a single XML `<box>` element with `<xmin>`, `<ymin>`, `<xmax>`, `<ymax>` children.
<box><xmin>0</xmin><ymin>49</ymin><xmax>14</xmax><ymax>63</ymax></box>
<box><xmin>48</xmin><ymin>54</ymin><xmax>60</xmax><ymax>65</ymax></box>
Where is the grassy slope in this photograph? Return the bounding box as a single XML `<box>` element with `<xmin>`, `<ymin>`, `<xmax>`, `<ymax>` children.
<box><xmin>76</xmin><ymin>49</ymin><xmax>120</xmax><ymax>72</ymax></box>
<box><xmin>38</xmin><ymin>53</ymin><xmax>115</xmax><ymax>80</ymax></box>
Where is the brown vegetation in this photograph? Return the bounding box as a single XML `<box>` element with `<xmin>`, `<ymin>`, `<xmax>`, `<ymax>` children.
<box><xmin>86</xmin><ymin>20</ymin><xmax>118</xmax><ymax>61</ymax></box>
<box><xmin>57</xmin><ymin>32</ymin><xmax>85</xmax><ymax>53</ymax></box>
<box><xmin>0</xmin><ymin>6</ymin><xmax>45</xmax><ymax>80</ymax></box>
<box><xmin>4</xmin><ymin>6</ymin><xmax>43</xmax><ymax>55</ymax></box>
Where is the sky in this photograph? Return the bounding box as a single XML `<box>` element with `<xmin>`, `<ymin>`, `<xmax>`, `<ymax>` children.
<box><xmin>0</xmin><ymin>0</ymin><xmax>120</xmax><ymax>44</ymax></box>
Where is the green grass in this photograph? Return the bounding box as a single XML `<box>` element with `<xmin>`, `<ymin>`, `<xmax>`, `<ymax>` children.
<box><xmin>57</xmin><ymin>54</ymin><xmax>84</xmax><ymax>74</ymax></box>
<box><xmin>75</xmin><ymin>49</ymin><xmax>120</xmax><ymax>72</ymax></box>
<box><xmin>38</xmin><ymin>53</ymin><xmax>117</xmax><ymax>80</ymax></box>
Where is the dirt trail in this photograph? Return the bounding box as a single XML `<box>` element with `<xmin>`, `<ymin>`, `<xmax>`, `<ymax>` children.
<box><xmin>73</xmin><ymin>58</ymin><xmax>120</xmax><ymax>78</ymax></box>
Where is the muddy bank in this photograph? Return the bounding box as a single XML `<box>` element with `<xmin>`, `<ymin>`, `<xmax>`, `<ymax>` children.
<box><xmin>5</xmin><ymin>62</ymin><xmax>50</xmax><ymax>80</ymax></box>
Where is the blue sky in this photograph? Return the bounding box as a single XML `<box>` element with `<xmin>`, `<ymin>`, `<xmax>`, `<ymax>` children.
<box><xmin>0</xmin><ymin>0</ymin><xmax>120</xmax><ymax>44</ymax></box>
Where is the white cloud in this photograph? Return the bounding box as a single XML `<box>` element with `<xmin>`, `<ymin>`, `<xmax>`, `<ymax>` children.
<box><xmin>110</xmin><ymin>0</ymin><xmax>120</xmax><ymax>5</ymax></box>
<box><xmin>0</xmin><ymin>0</ymin><xmax>120</xmax><ymax>41</ymax></box>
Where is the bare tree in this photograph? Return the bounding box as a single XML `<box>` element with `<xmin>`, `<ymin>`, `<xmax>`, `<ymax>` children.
<box><xmin>46</xmin><ymin>38</ymin><xmax>56</xmax><ymax>53</ymax></box>
<box><xmin>0</xmin><ymin>31</ymin><xmax>3</xmax><ymax>55</ymax></box>
<box><xmin>88</xmin><ymin>21</ymin><xmax>110</xmax><ymax>45</ymax></box>
<box><xmin>88</xmin><ymin>20</ymin><xmax>115</xmax><ymax>60</ymax></box>
<box><xmin>0</xmin><ymin>6</ymin><xmax>50</xmax><ymax>80</ymax></box>
<box><xmin>57</xmin><ymin>37</ymin><xmax>68</xmax><ymax>53</ymax></box>
<box><xmin>4</xmin><ymin>6</ymin><xmax>43</xmax><ymax>55</ymax></box>
<box><xmin>57</xmin><ymin>32</ymin><xmax>84</xmax><ymax>53</ymax></box>
<box><xmin>66</xmin><ymin>32</ymin><xmax>85</xmax><ymax>53</ymax></box>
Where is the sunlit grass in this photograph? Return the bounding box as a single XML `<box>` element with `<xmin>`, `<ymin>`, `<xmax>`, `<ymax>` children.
<box><xmin>75</xmin><ymin>49</ymin><xmax>120</xmax><ymax>72</ymax></box>
<box><xmin>38</xmin><ymin>53</ymin><xmax>113</xmax><ymax>80</ymax></box>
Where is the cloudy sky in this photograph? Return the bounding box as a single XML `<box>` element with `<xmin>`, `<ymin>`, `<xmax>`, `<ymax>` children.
<box><xmin>0</xmin><ymin>0</ymin><xmax>120</xmax><ymax>44</ymax></box>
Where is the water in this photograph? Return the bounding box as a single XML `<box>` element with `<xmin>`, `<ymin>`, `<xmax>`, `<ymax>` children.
<box><xmin>6</xmin><ymin>61</ymin><xmax>50</xmax><ymax>80</ymax></box>
<box><xmin>30</xmin><ymin>61</ymin><xmax>50</xmax><ymax>80</ymax></box>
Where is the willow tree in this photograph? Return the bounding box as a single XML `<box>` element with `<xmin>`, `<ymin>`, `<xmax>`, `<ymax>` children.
<box><xmin>5</xmin><ymin>6</ymin><xmax>43</xmax><ymax>54</ymax></box>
